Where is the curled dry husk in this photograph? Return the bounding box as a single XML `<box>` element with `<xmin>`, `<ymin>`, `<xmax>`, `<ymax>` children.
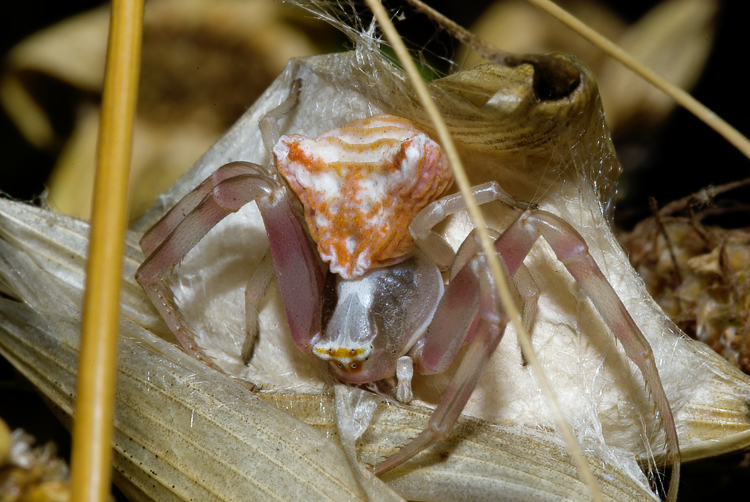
<box><xmin>2</xmin><ymin>18</ymin><xmax>750</xmax><ymax>502</ymax></box>
<box><xmin>460</xmin><ymin>0</ymin><xmax>717</xmax><ymax>135</ymax></box>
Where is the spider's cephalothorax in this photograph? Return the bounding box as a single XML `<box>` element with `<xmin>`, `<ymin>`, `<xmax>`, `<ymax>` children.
<box><xmin>314</xmin><ymin>252</ymin><xmax>443</xmax><ymax>382</ymax></box>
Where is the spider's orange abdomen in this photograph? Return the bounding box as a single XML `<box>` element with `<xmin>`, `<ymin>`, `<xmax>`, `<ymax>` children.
<box><xmin>274</xmin><ymin>115</ymin><xmax>453</xmax><ymax>278</ymax></box>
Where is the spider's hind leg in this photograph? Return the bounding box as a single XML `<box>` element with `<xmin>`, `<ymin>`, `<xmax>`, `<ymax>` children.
<box><xmin>410</xmin><ymin>181</ymin><xmax>521</xmax><ymax>270</ymax></box>
<box><xmin>135</xmin><ymin>163</ymin><xmax>277</xmax><ymax>368</ymax></box>
<box><xmin>513</xmin><ymin>264</ymin><xmax>539</xmax><ymax>365</ymax></box>
<box><xmin>452</xmin><ymin>227</ymin><xmax>539</xmax><ymax>362</ymax></box>
<box><xmin>497</xmin><ymin>209</ymin><xmax>681</xmax><ymax>502</ymax></box>
<box><xmin>242</xmin><ymin>250</ymin><xmax>276</xmax><ymax>364</ymax></box>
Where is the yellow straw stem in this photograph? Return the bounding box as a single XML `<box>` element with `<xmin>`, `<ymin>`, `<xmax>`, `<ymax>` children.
<box><xmin>70</xmin><ymin>1</ymin><xmax>143</xmax><ymax>501</ymax></box>
<box><xmin>525</xmin><ymin>0</ymin><xmax>750</xmax><ymax>161</ymax></box>
<box><xmin>364</xmin><ymin>1</ymin><xmax>602</xmax><ymax>501</ymax></box>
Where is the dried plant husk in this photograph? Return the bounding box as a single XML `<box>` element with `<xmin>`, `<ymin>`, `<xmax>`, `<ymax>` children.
<box><xmin>0</xmin><ymin>420</ymin><xmax>71</xmax><ymax>502</ymax></box>
<box><xmin>459</xmin><ymin>0</ymin><xmax>717</xmax><ymax>136</ymax></box>
<box><xmin>621</xmin><ymin>200</ymin><xmax>750</xmax><ymax>374</ymax></box>
<box><xmin>2</xmin><ymin>26</ymin><xmax>750</xmax><ymax>502</ymax></box>
<box><xmin>0</xmin><ymin>203</ymin><xmax>657</xmax><ymax>502</ymax></box>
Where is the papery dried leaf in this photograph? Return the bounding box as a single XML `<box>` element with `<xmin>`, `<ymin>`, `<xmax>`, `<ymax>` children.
<box><xmin>0</xmin><ymin>199</ymin><xmax>658</xmax><ymax>502</ymax></box>
<box><xmin>599</xmin><ymin>0</ymin><xmax>718</xmax><ymax>129</ymax></box>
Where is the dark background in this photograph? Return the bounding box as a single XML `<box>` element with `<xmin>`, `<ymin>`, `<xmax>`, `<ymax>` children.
<box><xmin>1</xmin><ymin>1</ymin><xmax>747</xmax><ymax>500</ymax></box>
<box><xmin>1</xmin><ymin>0</ymin><xmax>748</xmax><ymax>219</ymax></box>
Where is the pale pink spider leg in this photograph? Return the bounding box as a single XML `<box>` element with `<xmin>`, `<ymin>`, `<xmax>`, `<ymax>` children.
<box><xmin>408</xmin><ymin>252</ymin><xmax>481</xmax><ymax>377</ymax></box>
<box><xmin>136</xmin><ymin>168</ymin><xmax>277</xmax><ymax>365</ymax></box>
<box><xmin>139</xmin><ymin>162</ymin><xmax>263</xmax><ymax>256</ymax></box>
<box><xmin>379</xmin><ymin>207</ymin><xmax>678</xmax><ymax>499</ymax></box>
<box><xmin>137</xmin><ymin>168</ymin><xmax>324</xmax><ymax>363</ymax></box>
<box><xmin>139</xmin><ymin>80</ymin><xmax>302</xmax><ymax>272</ymax></box>
<box><xmin>513</xmin><ymin>264</ymin><xmax>540</xmax><ymax>365</ymax></box>
<box><xmin>449</xmin><ymin>227</ymin><xmax>500</xmax><ymax>280</ymax></box>
<box><xmin>497</xmin><ymin>209</ymin><xmax>680</xmax><ymax>502</ymax></box>
<box><xmin>410</xmin><ymin>234</ymin><xmax>535</xmax><ymax>374</ymax></box>
<box><xmin>450</xmin><ymin>228</ymin><xmax>539</xmax><ymax>356</ymax></box>
<box><xmin>255</xmin><ymin>188</ymin><xmax>324</xmax><ymax>355</ymax></box>
<box><xmin>241</xmin><ymin>250</ymin><xmax>275</xmax><ymax>363</ymax></box>
<box><xmin>259</xmin><ymin>79</ymin><xmax>301</xmax><ymax>165</ymax></box>
<box><xmin>410</xmin><ymin>181</ymin><xmax>519</xmax><ymax>269</ymax></box>
<box><xmin>407</xmin><ymin>224</ymin><xmax>535</xmax><ymax>379</ymax></box>
<box><xmin>375</xmin><ymin>254</ymin><xmax>509</xmax><ymax>475</ymax></box>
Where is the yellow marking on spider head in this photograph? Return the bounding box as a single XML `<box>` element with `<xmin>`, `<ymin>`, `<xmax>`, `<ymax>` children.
<box><xmin>314</xmin><ymin>347</ymin><xmax>367</xmax><ymax>359</ymax></box>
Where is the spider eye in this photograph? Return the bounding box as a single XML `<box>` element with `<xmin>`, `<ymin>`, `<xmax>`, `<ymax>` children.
<box><xmin>337</xmin><ymin>362</ymin><xmax>343</xmax><ymax>369</ymax></box>
<box><xmin>350</xmin><ymin>362</ymin><xmax>358</xmax><ymax>370</ymax></box>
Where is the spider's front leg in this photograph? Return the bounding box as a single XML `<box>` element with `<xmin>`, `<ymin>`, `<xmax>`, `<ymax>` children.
<box><xmin>375</xmin><ymin>251</ymin><xmax>510</xmax><ymax>474</ymax></box>
<box><xmin>135</xmin><ymin>163</ymin><xmax>324</xmax><ymax>365</ymax></box>
<box><xmin>137</xmin><ymin>79</ymin><xmax>324</xmax><ymax>366</ymax></box>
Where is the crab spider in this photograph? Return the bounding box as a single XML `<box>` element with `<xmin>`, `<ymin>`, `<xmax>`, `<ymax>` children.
<box><xmin>135</xmin><ymin>82</ymin><xmax>679</xmax><ymax>500</ymax></box>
